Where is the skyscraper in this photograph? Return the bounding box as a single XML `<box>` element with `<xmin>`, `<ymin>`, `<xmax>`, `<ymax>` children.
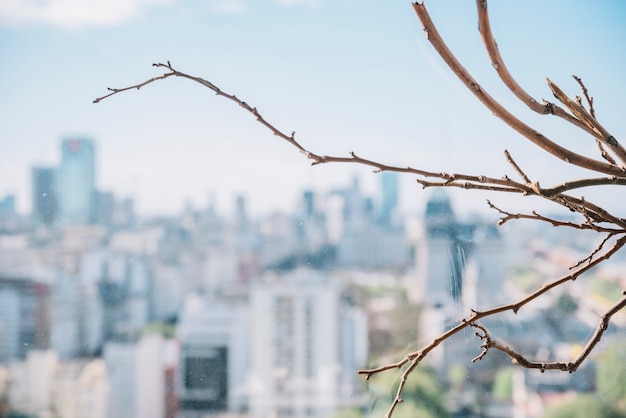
<box><xmin>248</xmin><ymin>270</ymin><xmax>368</xmax><ymax>417</ymax></box>
<box><xmin>57</xmin><ymin>138</ymin><xmax>96</xmax><ymax>225</ymax></box>
<box><xmin>32</xmin><ymin>167</ymin><xmax>58</xmax><ymax>226</ymax></box>
<box><xmin>378</xmin><ymin>171</ymin><xmax>399</xmax><ymax>226</ymax></box>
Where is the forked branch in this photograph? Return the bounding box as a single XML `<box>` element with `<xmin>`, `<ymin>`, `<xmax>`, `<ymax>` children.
<box><xmin>413</xmin><ymin>2</ymin><xmax>626</xmax><ymax>177</ymax></box>
<box><xmin>358</xmin><ymin>235</ymin><xmax>626</xmax><ymax>417</ymax></box>
<box><xmin>94</xmin><ymin>2</ymin><xmax>626</xmax><ymax>417</ymax></box>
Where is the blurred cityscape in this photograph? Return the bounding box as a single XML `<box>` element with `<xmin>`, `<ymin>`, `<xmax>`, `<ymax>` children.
<box><xmin>0</xmin><ymin>138</ymin><xmax>625</xmax><ymax>418</ymax></box>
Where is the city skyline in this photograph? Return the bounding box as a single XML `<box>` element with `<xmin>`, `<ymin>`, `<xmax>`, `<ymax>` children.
<box><xmin>2</xmin><ymin>1</ymin><xmax>626</xmax><ymax>217</ymax></box>
<box><xmin>22</xmin><ymin>136</ymin><xmax>409</xmax><ymax>223</ymax></box>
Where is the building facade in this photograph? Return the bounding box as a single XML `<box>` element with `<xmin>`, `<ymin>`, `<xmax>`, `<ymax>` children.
<box><xmin>32</xmin><ymin>166</ymin><xmax>58</xmax><ymax>226</ymax></box>
<box><xmin>57</xmin><ymin>138</ymin><xmax>96</xmax><ymax>225</ymax></box>
<box><xmin>248</xmin><ymin>270</ymin><xmax>367</xmax><ymax>418</ymax></box>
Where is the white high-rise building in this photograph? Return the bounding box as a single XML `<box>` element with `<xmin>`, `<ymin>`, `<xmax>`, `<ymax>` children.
<box><xmin>49</xmin><ymin>272</ymin><xmax>80</xmax><ymax>359</ymax></box>
<box><xmin>7</xmin><ymin>350</ymin><xmax>58</xmax><ymax>414</ymax></box>
<box><xmin>248</xmin><ymin>269</ymin><xmax>368</xmax><ymax>418</ymax></box>
<box><xmin>176</xmin><ymin>294</ymin><xmax>248</xmax><ymax>418</ymax></box>
<box><xmin>415</xmin><ymin>191</ymin><xmax>508</xmax><ymax>368</ymax></box>
<box><xmin>0</xmin><ymin>286</ymin><xmax>21</xmax><ymax>362</ymax></box>
<box><xmin>104</xmin><ymin>333</ymin><xmax>171</xmax><ymax>418</ymax></box>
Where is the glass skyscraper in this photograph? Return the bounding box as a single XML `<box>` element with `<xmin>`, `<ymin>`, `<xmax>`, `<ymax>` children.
<box><xmin>57</xmin><ymin>138</ymin><xmax>96</xmax><ymax>225</ymax></box>
<box><xmin>378</xmin><ymin>171</ymin><xmax>399</xmax><ymax>226</ymax></box>
<box><xmin>32</xmin><ymin>166</ymin><xmax>58</xmax><ymax>226</ymax></box>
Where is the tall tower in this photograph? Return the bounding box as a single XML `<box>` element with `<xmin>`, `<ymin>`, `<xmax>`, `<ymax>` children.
<box><xmin>57</xmin><ymin>138</ymin><xmax>96</xmax><ymax>225</ymax></box>
<box><xmin>32</xmin><ymin>167</ymin><xmax>58</xmax><ymax>226</ymax></box>
<box><xmin>420</xmin><ymin>190</ymin><xmax>467</xmax><ymax>304</ymax></box>
<box><xmin>248</xmin><ymin>270</ymin><xmax>367</xmax><ymax>418</ymax></box>
<box><xmin>415</xmin><ymin>190</ymin><xmax>469</xmax><ymax>352</ymax></box>
<box><xmin>378</xmin><ymin>171</ymin><xmax>399</xmax><ymax>226</ymax></box>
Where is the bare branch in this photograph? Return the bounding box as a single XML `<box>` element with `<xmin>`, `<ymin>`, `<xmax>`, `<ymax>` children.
<box><xmin>571</xmin><ymin>233</ymin><xmax>616</xmax><ymax>268</ymax></box>
<box><xmin>486</xmin><ymin>201</ymin><xmax>623</xmax><ymax>233</ymax></box>
<box><xmin>412</xmin><ymin>2</ymin><xmax>626</xmax><ymax>177</ymax></box>
<box><xmin>503</xmin><ymin>150</ymin><xmax>531</xmax><ymax>184</ymax></box>
<box><xmin>94</xmin><ymin>4</ymin><xmax>626</xmax><ymax>417</ymax></box>
<box><xmin>573</xmin><ymin>75</ymin><xmax>596</xmax><ymax>119</ymax></box>
<box><xmin>474</xmin><ymin>0</ymin><xmax>626</xmax><ymax>169</ymax></box>
<box><xmin>547</xmin><ymin>78</ymin><xmax>626</xmax><ymax>167</ymax></box>
<box><xmin>359</xmin><ymin>235</ymin><xmax>626</xmax><ymax>416</ymax></box>
<box><xmin>537</xmin><ymin>176</ymin><xmax>626</xmax><ymax>197</ymax></box>
<box><xmin>93</xmin><ymin>65</ymin><xmax>177</xmax><ymax>103</ymax></box>
<box><xmin>474</xmin><ymin>0</ymin><xmax>596</xmax><ymax>134</ymax></box>
<box><xmin>469</xmin><ymin>294</ymin><xmax>626</xmax><ymax>372</ymax></box>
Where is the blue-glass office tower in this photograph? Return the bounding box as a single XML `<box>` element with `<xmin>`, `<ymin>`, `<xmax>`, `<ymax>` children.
<box><xmin>378</xmin><ymin>171</ymin><xmax>399</xmax><ymax>226</ymax></box>
<box><xmin>57</xmin><ymin>138</ymin><xmax>96</xmax><ymax>225</ymax></box>
<box><xmin>32</xmin><ymin>167</ymin><xmax>58</xmax><ymax>226</ymax></box>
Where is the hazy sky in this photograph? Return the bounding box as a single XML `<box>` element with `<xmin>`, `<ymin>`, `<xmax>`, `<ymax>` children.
<box><xmin>1</xmin><ymin>0</ymin><xmax>625</xmax><ymax>218</ymax></box>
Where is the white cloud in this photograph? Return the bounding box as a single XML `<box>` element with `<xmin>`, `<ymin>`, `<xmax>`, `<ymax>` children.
<box><xmin>0</xmin><ymin>0</ymin><xmax>176</xmax><ymax>28</ymax></box>
<box><xmin>209</xmin><ymin>0</ymin><xmax>247</xmax><ymax>15</ymax></box>
<box><xmin>276</xmin><ymin>0</ymin><xmax>320</xmax><ymax>7</ymax></box>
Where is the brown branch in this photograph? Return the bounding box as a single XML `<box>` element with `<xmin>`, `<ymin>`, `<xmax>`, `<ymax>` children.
<box><xmin>93</xmin><ymin>63</ymin><xmax>626</xmax><ymax>228</ymax></box>
<box><xmin>358</xmin><ymin>235</ymin><xmax>626</xmax><ymax>416</ymax></box>
<box><xmin>573</xmin><ymin>75</ymin><xmax>595</xmax><ymax>118</ymax></box>
<box><xmin>416</xmin><ymin>179</ymin><xmax>525</xmax><ymax>193</ymax></box>
<box><xmin>547</xmin><ymin>78</ymin><xmax>626</xmax><ymax>167</ymax></box>
<box><xmin>93</xmin><ymin>67</ymin><xmax>177</xmax><ymax>103</ymax></box>
<box><xmin>537</xmin><ymin>176</ymin><xmax>626</xmax><ymax>197</ymax></box>
<box><xmin>557</xmin><ymin>195</ymin><xmax>626</xmax><ymax>229</ymax></box>
<box><xmin>486</xmin><ymin>201</ymin><xmax>623</xmax><ymax>233</ymax></box>
<box><xmin>571</xmin><ymin>233</ymin><xmax>616</xmax><ymax>268</ymax></box>
<box><xmin>412</xmin><ymin>2</ymin><xmax>626</xmax><ymax>177</ymax></box>
<box><xmin>93</xmin><ymin>7</ymin><xmax>626</xmax><ymax>417</ymax></box>
<box><xmin>474</xmin><ymin>0</ymin><xmax>597</xmax><ymax>136</ymax></box>
<box><xmin>469</xmin><ymin>293</ymin><xmax>626</xmax><ymax>372</ymax></box>
<box><xmin>503</xmin><ymin>150</ymin><xmax>531</xmax><ymax>184</ymax></box>
<box><xmin>98</xmin><ymin>61</ymin><xmax>626</xmax><ymax>215</ymax></box>
<box><xmin>475</xmin><ymin>0</ymin><xmax>624</xmax><ymax>168</ymax></box>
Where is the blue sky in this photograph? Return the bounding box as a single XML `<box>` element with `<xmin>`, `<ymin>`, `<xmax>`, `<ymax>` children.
<box><xmin>1</xmin><ymin>0</ymin><xmax>625</xmax><ymax>217</ymax></box>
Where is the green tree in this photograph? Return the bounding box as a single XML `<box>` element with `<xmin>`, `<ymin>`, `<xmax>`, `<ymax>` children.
<box><xmin>332</xmin><ymin>408</ymin><xmax>364</xmax><ymax>418</ymax></box>
<box><xmin>143</xmin><ymin>321</ymin><xmax>176</xmax><ymax>339</ymax></box>
<box><xmin>597</xmin><ymin>341</ymin><xmax>626</xmax><ymax>413</ymax></box>
<box><xmin>492</xmin><ymin>367</ymin><xmax>513</xmax><ymax>401</ymax></box>
<box><xmin>367</xmin><ymin>365</ymin><xmax>448</xmax><ymax>418</ymax></box>
<box><xmin>556</xmin><ymin>292</ymin><xmax>578</xmax><ymax>315</ymax></box>
<box><xmin>542</xmin><ymin>395</ymin><xmax>623</xmax><ymax>418</ymax></box>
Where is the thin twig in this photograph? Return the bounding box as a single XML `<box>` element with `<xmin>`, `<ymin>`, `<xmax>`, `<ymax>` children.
<box><xmin>573</xmin><ymin>75</ymin><xmax>596</xmax><ymax>118</ymax></box>
<box><xmin>503</xmin><ymin>150</ymin><xmax>531</xmax><ymax>184</ymax></box>
<box><xmin>486</xmin><ymin>201</ymin><xmax>622</xmax><ymax>233</ymax></box>
<box><xmin>571</xmin><ymin>233</ymin><xmax>615</xmax><ymax>268</ymax></box>
<box><xmin>547</xmin><ymin>78</ymin><xmax>626</xmax><ymax>167</ymax></box>
<box><xmin>468</xmin><ymin>294</ymin><xmax>626</xmax><ymax>372</ymax></box>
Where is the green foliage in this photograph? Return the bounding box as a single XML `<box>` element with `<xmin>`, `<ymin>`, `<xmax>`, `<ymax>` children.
<box><xmin>508</xmin><ymin>266</ymin><xmax>541</xmax><ymax>291</ymax></box>
<box><xmin>555</xmin><ymin>292</ymin><xmax>578</xmax><ymax>315</ymax></box>
<box><xmin>369</xmin><ymin>401</ymin><xmax>442</xmax><ymax>418</ymax></box>
<box><xmin>545</xmin><ymin>339</ymin><xmax>626</xmax><ymax>418</ymax></box>
<box><xmin>143</xmin><ymin>321</ymin><xmax>176</xmax><ymax>339</ymax></box>
<box><xmin>596</xmin><ymin>341</ymin><xmax>626</xmax><ymax>412</ymax></box>
<box><xmin>367</xmin><ymin>364</ymin><xmax>448</xmax><ymax>418</ymax></box>
<box><xmin>542</xmin><ymin>394</ymin><xmax>623</xmax><ymax>418</ymax></box>
<box><xmin>492</xmin><ymin>367</ymin><xmax>513</xmax><ymax>401</ymax></box>
<box><xmin>332</xmin><ymin>408</ymin><xmax>364</xmax><ymax>418</ymax></box>
<box><xmin>359</xmin><ymin>281</ymin><xmax>422</xmax><ymax>359</ymax></box>
<box><xmin>588</xmin><ymin>275</ymin><xmax>623</xmax><ymax>301</ymax></box>
<box><xmin>7</xmin><ymin>412</ymin><xmax>38</xmax><ymax>418</ymax></box>
<box><xmin>446</xmin><ymin>364</ymin><xmax>467</xmax><ymax>391</ymax></box>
